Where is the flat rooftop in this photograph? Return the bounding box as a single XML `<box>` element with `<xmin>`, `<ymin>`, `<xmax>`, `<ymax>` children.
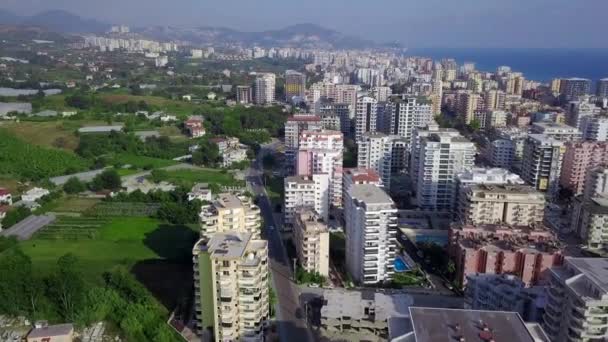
<box><xmin>321</xmin><ymin>289</ymin><xmax>411</xmax><ymax>321</ymax></box>
<box><xmin>197</xmin><ymin>232</ymin><xmax>265</xmax><ymax>260</ymax></box>
<box><xmin>350</xmin><ymin>184</ymin><xmax>393</xmax><ymax>205</ymax></box>
<box><xmin>285</xmin><ymin>175</ymin><xmax>315</xmax><ymax>184</ymax></box>
<box><xmin>28</xmin><ymin>324</ymin><xmax>74</xmax><ymax>338</ymax></box>
<box><xmin>567</xmin><ymin>258</ymin><xmax>608</xmax><ymax>294</ymax></box>
<box><xmin>216</xmin><ymin>193</ymin><xmax>246</xmax><ymax>209</ymax></box>
<box><xmin>409</xmin><ymin>308</ymin><xmax>536</xmax><ymax>342</ymax></box>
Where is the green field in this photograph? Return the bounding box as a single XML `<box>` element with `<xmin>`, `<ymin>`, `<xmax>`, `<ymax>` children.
<box><xmin>21</xmin><ymin>216</ymin><xmax>198</xmax><ymax>281</ymax></box>
<box><xmin>161</xmin><ymin>168</ymin><xmax>244</xmax><ymax>189</ymax></box>
<box><xmin>0</xmin><ymin>129</ymin><xmax>90</xmax><ymax>180</ymax></box>
<box><xmin>0</xmin><ymin>121</ymin><xmax>80</xmax><ymax>151</ymax></box>
<box><xmin>108</xmin><ymin>153</ymin><xmax>178</xmax><ymax>169</ymax></box>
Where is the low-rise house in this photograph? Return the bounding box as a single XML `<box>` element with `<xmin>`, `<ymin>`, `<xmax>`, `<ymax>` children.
<box><xmin>185</xmin><ymin>116</ymin><xmax>205</xmax><ymax>138</ymax></box>
<box><xmin>0</xmin><ymin>188</ymin><xmax>12</xmax><ymax>205</ymax></box>
<box><xmin>27</xmin><ymin>323</ymin><xmax>74</xmax><ymax>342</ymax></box>
<box><xmin>187</xmin><ymin>183</ymin><xmax>213</xmax><ymax>202</ymax></box>
<box><xmin>211</xmin><ymin>137</ymin><xmax>248</xmax><ymax>167</ymax></box>
<box><xmin>21</xmin><ymin>187</ymin><xmax>50</xmax><ymax>203</ymax></box>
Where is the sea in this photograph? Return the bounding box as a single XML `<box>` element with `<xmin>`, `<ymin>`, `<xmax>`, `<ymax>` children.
<box><xmin>404</xmin><ymin>48</ymin><xmax>608</xmax><ymax>84</ymax></box>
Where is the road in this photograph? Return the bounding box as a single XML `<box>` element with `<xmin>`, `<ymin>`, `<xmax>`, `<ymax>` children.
<box><xmin>246</xmin><ymin>141</ymin><xmax>313</xmax><ymax>342</ymax></box>
<box><xmin>0</xmin><ymin>214</ymin><xmax>56</xmax><ymax>240</ymax></box>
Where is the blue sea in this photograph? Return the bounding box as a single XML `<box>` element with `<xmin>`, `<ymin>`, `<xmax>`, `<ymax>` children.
<box><xmin>405</xmin><ymin>48</ymin><xmax>608</xmax><ymax>83</ymax></box>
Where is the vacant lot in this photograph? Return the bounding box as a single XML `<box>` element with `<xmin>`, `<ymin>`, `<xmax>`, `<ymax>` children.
<box><xmin>162</xmin><ymin>169</ymin><xmax>244</xmax><ymax>189</ymax></box>
<box><xmin>0</xmin><ymin>121</ymin><xmax>80</xmax><ymax>151</ymax></box>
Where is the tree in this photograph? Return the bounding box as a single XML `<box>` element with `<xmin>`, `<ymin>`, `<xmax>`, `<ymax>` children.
<box><xmin>150</xmin><ymin>169</ymin><xmax>169</xmax><ymax>183</ymax></box>
<box><xmin>90</xmin><ymin>169</ymin><xmax>122</xmax><ymax>191</ymax></box>
<box><xmin>2</xmin><ymin>207</ymin><xmax>31</xmax><ymax>229</ymax></box>
<box><xmin>0</xmin><ymin>248</ymin><xmax>32</xmax><ymax>315</ymax></box>
<box><xmin>468</xmin><ymin>119</ymin><xmax>481</xmax><ymax>131</ymax></box>
<box><xmin>262</xmin><ymin>154</ymin><xmax>276</xmax><ymax>170</ymax></box>
<box><xmin>63</xmin><ymin>177</ymin><xmax>86</xmax><ymax>194</ymax></box>
<box><xmin>47</xmin><ymin>253</ymin><xmax>85</xmax><ymax>321</ymax></box>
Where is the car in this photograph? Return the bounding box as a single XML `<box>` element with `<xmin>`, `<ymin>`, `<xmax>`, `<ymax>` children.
<box><xmin>309</xmin><ymin>283</ymin><xmax>320</xmax><ymax>288</ymax></box>
<box><xmin>268</xmin><ymin>226</ymin><xmax>275</xmax><ymax>230</ymax></box>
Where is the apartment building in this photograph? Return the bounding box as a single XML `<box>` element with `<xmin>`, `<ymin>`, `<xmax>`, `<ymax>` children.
<box><xmin>284</xmin><ymin>174</ymin><xmax>330</xmax><ymax>225</ymax></box>
<box><xmin>317</xmin><ymin>100</ymin><xmax>352</xmax><ymax>137</ymax></box>
<box><xmin>414</xmin><ymin>132</ymin><xmax>476</xmax><ymax>210</ymax></box>
<box><xmin>458</xmin><ymin>184</ymin><xmax>545</xmax><ymax>226</ymax></box>
<box><xmin>560</xmin><ymin>141</ymin><xmax>608</xmax><ymax>194</ymax></box>
<box><xmin>199</xmin><ymin>193</ymin><xmax>261</xmax><ymax>239</ymax></box>
<box><xmin>254</xmin><ymin>73</ymin><xmax>276</xmax><ymax>105</ymax></box>
<box><xmin>449</xmin><ymin>223</ymin><xmax>563</xmax><ymax>286</ymax></box>
<box><xmin>293</xmin><ymin>209</ymin><xmax>330</xmax><ymax>277</ymax></box>
<box><xmin>581</xmin><ymin>115</ymin><xmax>608</xmax><ymax>141</ymax></box>
<box><xmin>342</xmin><ymin>168</ymin><xmax>383</xmax><ymax>208</ymax></box>
<box><xmin>543</xmin><ymin>258</ymin><xmax>608</xmax><ymax>342</ymax></box>
<box><xmin>344</xmin><ymin>184</ymin><xmax>398</xmax><ymax>285</ymax></box>
<box><xmin>521</xmin><ymin>134</ymin><xmax>566</xmax><ymax>195</ymax></box>
<box><xmin>573</xmin><ymin>197</ymin><xmax>608</xmax><ymax>251</ymax></box>
<box><xmin>355</xmin><ymin>95</ymin><xmax>378</xmax><ymax>140</ymax></box>
<box><xmin>357</xmin><ymin>133</ymin><xmax>407</xmax><ymax>190</ymax></box>
<box><xmin>456</xmin><ymin>167</ymin><xmax>524</xmax><ymax>188</ymax></box>
<box><xmin>193</xmin><ymin>232</ymin><xmax>269</xmax><ymax>341</ymax></box>
<box><xmin>285</xmin><ymin>70</ymin><xmax>306</xmax><ymax>101</ymax></box>
<box><xmin>566</xmin><ymin>96</ymin><xmax>601</xmax><ymax>129</ymax></box>
<box><xmin>284</xmin><ymin>115</ymin><xmax>323</xmax><ymax>169</ymax></box>
<box><xmin>465</xmin><ymin>274</ymin><xmax>546</xmax><ymax>322</ymax></box>
<box><xmin>530</xmin><ymin>122</ymin><xmax>582</xmax><ymax>141</ymax></box>
<box><xmin>385</xmin><ymin>95</ymin><xmax>433</xmax><ymax>145</ymax></box>
<box><xmin>558</xmin><ymin>77</ymin><xmax>591</xmax><ymax>102</ymax></box>
<box><xmin>296</xmin><ymin>130</ymin><xmax>344</xmax><ymax>207</ymax></box>
<box><xmin>493</xmin><ymin>127</ymin><xmax>528</xmax><ymax>171</ymax></box>
<box><xmin>236</xmin><ymin>85</ymin><xmax>253</xmax><ymax>104</ymax></box>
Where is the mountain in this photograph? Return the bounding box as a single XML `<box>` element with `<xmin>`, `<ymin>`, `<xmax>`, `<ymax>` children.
<box><xmin>0</xmin><ymin>9</ymin><xmax>109</xmax><ymax>33</ymax></box>
<box><xmin>21</xmin><ymin>10</ymin><xmax>109</xmax><ymax>33</ymax></box>
<box><xmin>137</xmin><ymin>23</ymin><xmax>376</xmax><ymax>49</ymax></box>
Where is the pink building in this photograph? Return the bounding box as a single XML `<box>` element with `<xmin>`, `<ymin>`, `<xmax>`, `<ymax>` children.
<box><xmin>450</xmin><ymin>223</ymin><xmax>563</xmax><ymax>286</ymax></box>
<box><xmin>184</xmin><ymin>116</ymin><xmax>205</xmax><ymax>138</ymax></box>
<box><xmin>296</xmin><ymin>130</ymin><xmax>344</xmax><ymax>207</ymax></box>
<box><xmin>560</xmin><ymin>141</ymin><xmax>608</xmax><ymax>194</ymax></box>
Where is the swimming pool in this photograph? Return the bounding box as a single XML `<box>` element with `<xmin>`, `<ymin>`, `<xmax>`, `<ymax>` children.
<box><xmin>394</xmin><ymin>256</ymin><xmax>410</xmax><ymax>272</ymax></box>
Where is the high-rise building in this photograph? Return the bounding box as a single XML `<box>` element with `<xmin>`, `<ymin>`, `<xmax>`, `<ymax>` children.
<box><xmin>342</xmin><ymin>168</ymin><xmax>383</xmax><ymax>208</ymax></box>
<box><xmin>559</xmin><ymin>77</ymin><xmax>592</xmax><ymax>102</ymax></box>
<box><xmin>485</xmin><ymin>110</ymin><xmax>508</xmax><ymax>129</ymax></box>
<box><xmin>371</xmin><ymin>86</ymin><xmax>392</xmax><ymax>102</ymax></box>
<box><xmin>494</xmin><ymin>127</ymin><xmax>529</xmax><ymax>171</ymax></box>
<box><xmin>199</xmin><ymin>193</ymin><xmax>261</xmax><ymax>239</ymax></box>
<box><xmin>296</xmin><ymin>130</ymin><xmax>344</xmax><ymax>207</ymax></box>
<box><xmin>488</xmin><ymin>139</ymin><xmax>516</xmax><ymax>169</ymax></box>
<box><xmin>192</xmin><ymin>232</ymin><xmax>269</xmax><ymax>340</ymax></box>
<box><xmin>284</xmin><ymin>175</ymin><xmax>330</xmax><ymax>225</ymax></box>
<box><xmin>521</xmin><ymin>134</ymin><xmax>566</xmax><ymax>195</ymax></box>
<box><xmin>542</xmin><ymin>258</ymin><xmax>608</xmax><ymax>342</ymax></box>
<box><xmin>597</xmin><ymin>78</ymin><xmax>608</xmax><ymax>98</ymax></box>
<box><xmin>550</xmin><ymin>78</ymin><xmax>562</xmax><ymax>94</ymax></box>
<box><xmin>357</xmin><ymin>133</ymin><xmax>407</xmax><ymax>190</ymax></box>
<box><xmin>318</xmin><ymin>100</ymin><xmax>351</xmax><ymax>137</ymax></box>
<box><xmin>530</xmin><ymin>122</ymin><xmax>582</xmax><ymax>141</ymax></box>
<box><xmin>344</xmin><ymin>184</ymin><xmax>397</xmax><ymax>285</ymax></box>
<box><xmin>285</xmin><ymin>70</ymin><xmax>306</xmax><ymax>101</ymax></box>
<box><xmin>355</xmin><ymin>96</ymin><xmax>378</xmax><ymax>140</ymax></box>
<box><xmin>414</xmin><ymin>132</ymin><xmax>476</xmax><ymax>210</ymax></box>
<box><xmin>484</xmin><ymin>89</ymin><xmax>507</xmax><ymax>111</ymax></box>
<box><xmin>566</xmin><ymin>96</ymin><xmax>601</xmax><ymax>129</ymax></box>
<box><xmin>254</xmin><ymin>73</ymin><xmax>276</xmax><ymax>105</ymax></box>
<box><xmin>573</xmin><ymin>197</ymin><xmax>608</xmax><ymax>250</ymax></box>
<box><xmin>560</xmin><ymin>142</ymin><xmax>608</xmax><ymax>194</ymax></box>
<box><xmin>581</xmin><ymin>115</ymin><xmax>608</xmax><ymax>141</ymax></box>
<box><xmin>292</xmin><ymin>209</ymin><xmax>329</xmax><ymax>277</ymax></box>
<box><xmin>458</xmin><ymin>92</ymin><xmax>483</xmax><ymax>124</ymax></box>
<box><xmin>284</xmin><ymin>115</ymin><xmax>323</xmax><ymax>170</ymax></box>
<box><xmin>385</xmin><ymin>95</ymin><xmax>433</xmax><ymax>146</ymax></box>
<box><xmin>465</xmin><ymin>274</ymin><xmax>546</xmax><ymax>322</ymax></box>
<box><xmin>457</xmin><ymin>184</ymin><xmax>545</xmax><ymax>225</ymax></box>
<box><xmin>236</xmin><ymin>85</ymin><xmax>253</xmax><ymax>104</ymax></box>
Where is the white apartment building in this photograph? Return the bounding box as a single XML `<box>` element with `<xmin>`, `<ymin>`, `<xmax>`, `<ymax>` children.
<box><xmin>357</xmin><ymin>133</ymin><xmax>407</xmax><ymax>190</ymax></box>
<box><xmin>543</xmin><ymin>258</ymin><xmax>608</xmax><ymax>342</ymax></box>
<box><xmin>296</xmin><ymin>130</ymin><xmax>344</xmax><ymax>207</ymax></box>
<box><xmin>193</xmin><ymin>232</ymin><xmax>269</xmax><ymax>341</ymax></box>
<box><xmin>293</xmin><ymin>209</ymin><xmax>330</xmax><ymax>277</ymax></box>
<box><xmin>342</xmin><ymin>168</ymin><xmax>383</xmax><ymax>208</ymax></box>
<box><xmin>199</xmin><ymin>193</ymin><xmax>261</xmax><ymax>239</ymax></box>
<box><xmin>456</xmin><ymin>167</ymin><xmax>525</xmax><ymax>187</ymax></box>
<box><xmin>414</xmin><ymin>132</ymin><xmax>476</xmax><ymax>210</ymax></box>
<box><xmin>465</xmin><ymin>274</ymin><xmax>546</xmax><ymax>322</ymax></box>
<box><xmin>574</xmin><ymin>197</ymin><xmax>608</xmax><ymax>251</ymax></box>
<box><xmin>355</xmin><ymin>96</ymin><xmax>378</xmax><ymax>141</ymax></box>
<box><xmin>458</xmin><ymin>184</ymin><xmax>546</xmax><ymax>226</ymax></box>
<box><xmin>581</xmin><ymin>115</ymin><xmax>608</xmax><ymax>141</ymax></box>
<box><xmin>530</xmin><ymin>122</ymin><xmax>582</xmax><ymax>142</ymax></box>
<box><xmin>385</xmin><ymin>95</ymin><xmax>433</xmax><ymax>146</ymax></box>
<box><xmin>495</xmin><ymin>127</ymin><xmax>528</xmax><ymax>171</ymax></box>
<box><xmin>254</xmin><ymin>73</ymin><xmax>276</xmax><ymax>105</ymax></box>
<box><xmin>521</xmin><ymin>134</ymin><xmax>566</xmax><ymax>195</ymax></box>
<box><xmin>284</xmin><ymin>174</ymin><xmax>330</xmax><ymax>225</ymax></box>
<box><xmin>567</xmin><ymin>96</ymin><xmax>601</xmax><ymax>129</ymax></box>
<box><xmin>344</xmin><ymin>184</ymin><xmax>398</xmax><ymax>285</ymax></box>
<box><xmin>485</xmin><ymin>110</ymin><xmax>508</xmax><ymax>129</ymax></box>
<box><xmin>371</xmin><ymin>86</ymin><xmax>392</xmax><ymax>102</ymax></box>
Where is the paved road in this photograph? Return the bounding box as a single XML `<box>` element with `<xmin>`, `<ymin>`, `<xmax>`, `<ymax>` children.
<box><xmin>246</xmin><ymin>141</ymin><xmax>313</xmax><ymax>342</ymax></box>
<box><xmin>0</xmin><ymin>214</ymin><xmax>56</xmax><ymax>240</ymax></box>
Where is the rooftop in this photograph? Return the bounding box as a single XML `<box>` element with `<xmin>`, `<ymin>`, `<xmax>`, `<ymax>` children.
<box><xmin>350</xmin><ymin>184</ymin><xmax>393</xmax><ymax>205</ymax></box>
<box><xmin>196</xmin><ymin>232</ymin><xmax>263</xmax><ymax>259</ymax></box>
<box><xmin>285</xmin><ymin>175</ymin><xmax>315</xmax><ymax>184</ymax></box>
<box><xmin>409</xmin><ymin>308</ymin><xmax>536</xmax><ymax>342</ymax></box>
<box><xmin>344</xmin><ymin>168</ymin><xmax>382</xmax><ymax>183</ymax></box>
<box><xmin>468</xmin><ymin>183</ymin><xmax>544</xmax><ymax>196</ymax></box>
<box><xmin>562</xmin><ymin>257</ymin><xmax>608</xmax><ymax>294</ymax></box>
<box><xmin>321</xmin><ymin>289</ymin><xmax>411</xmax><ymax>322</ymax></box>
<box><xmin>27</xmin><ymin>324</ymin><xmax>74</xmax><ymax>338</ymax></box>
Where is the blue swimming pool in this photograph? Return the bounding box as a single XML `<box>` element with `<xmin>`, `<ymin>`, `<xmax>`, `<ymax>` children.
<box><xmin>394</xmin><ymin>257</ymin><xmax>410</xmax><ymax>272</ymax></box>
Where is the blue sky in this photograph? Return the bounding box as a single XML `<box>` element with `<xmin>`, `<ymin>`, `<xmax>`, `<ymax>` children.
<box><xmin>2</xmin><ymin>0</ymin><xmax>606</xmax><ymax>48</ymax></box>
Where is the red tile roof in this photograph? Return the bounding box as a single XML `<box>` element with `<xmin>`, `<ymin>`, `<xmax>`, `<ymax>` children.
<box><xmin>0</xmin><ymin>188</ymin><xmax>10</xmax><ymax>196</ymax></box>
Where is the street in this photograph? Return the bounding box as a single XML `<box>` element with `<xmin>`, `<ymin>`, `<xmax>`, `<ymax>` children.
<box><xmin>246</xmin><ymin>141</ymin><xmax>313</xmax><ymax>342</ymax></box>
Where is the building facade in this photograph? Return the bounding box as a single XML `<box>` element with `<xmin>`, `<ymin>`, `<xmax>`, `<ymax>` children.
<box><xmin>560</xmin><ymin>141</ymin><xmax>608</xmax><ymax>194</ymax></box>
<box><xmin>293</xmin><ymin>209</ymin><xmax>330</xmax><ymax>277</ymax></box>
<box><xmin>254</xmin><ymin>73</ymin><xmax>276</xmax><ymax>105</ymax></box>
<box><xmin>284</xmin><ymin>174</ymin><xmax>330</xmax><ymax>225</ymax></box>
<box><xmin>199</xmin><ymin>193</ymin><xmax>261</xmax><ymax>239</ymax></box>
<box><xmin>521</xmin><ymin>134</ymin><xmax>566</xmax><ymax>196</ymax></box>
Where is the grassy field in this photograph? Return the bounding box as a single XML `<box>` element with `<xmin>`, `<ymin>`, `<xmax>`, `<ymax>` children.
<box><xmin>100</xmin><ymin>94</ymin><xmax>199</xmax><ymax>117</ymax></box>
<box><xmin>108</xmin><ymin>153</ymin><xmax>179</xmax><ymax>169</ymax></box>
<box><xmin>21</xmin><ymin>217</ymin><xmax>198</xmax><ymax>281</ymax></box>
<box><xmin>51</xmin><ymin>196</ymin><xmax>101</xmax><ymax>213</ymax></box>
<box><xmin>161</xmin><ymin>169</ymin><xmax>243</xmax><ymax>189</ymax></box>
<box><xmin>0</xmin><ymin>121</ymin><xmax>80</xmax><ymax>151</ymax></box>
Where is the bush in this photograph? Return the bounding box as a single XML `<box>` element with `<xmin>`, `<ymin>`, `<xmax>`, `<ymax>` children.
<box><xmin>2</xmin><ymin>206</ymin><xmax>31</xmax><ymax>228</ymax></box>
<box><xmin>63</xmin><ymin>177</ymin><xmax>86</xmax><ymax>194</ymax></box>
<box><xmin>90</xmin><ymin>169</ymin><xmax>122</xmax><ymax>191</ymax></box>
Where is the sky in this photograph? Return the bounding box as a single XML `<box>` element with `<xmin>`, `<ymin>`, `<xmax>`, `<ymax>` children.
<box><xmin>2</xmin><ymin>0</ymin><xmax>607</xmax><ymax>48</ymax></box>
